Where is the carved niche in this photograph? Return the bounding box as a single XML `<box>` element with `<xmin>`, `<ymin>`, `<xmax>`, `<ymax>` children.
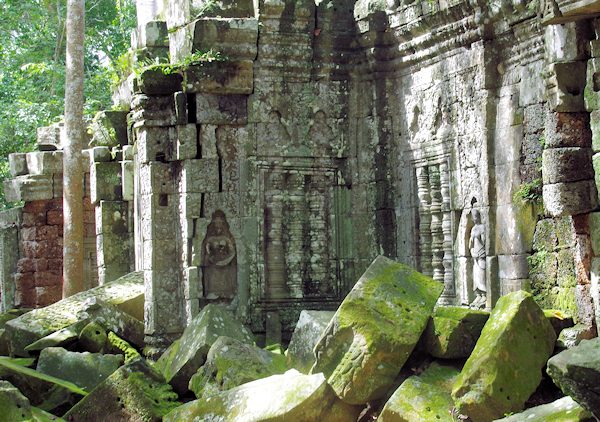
<box><xmin>415</xmin><ymin>160</ymin><xmax>456</xmax><ymax>304</ymax></box>
<box><xmin>257</xmin><ymin>159</ymin><xmax>343</xmax><ymax>302</ymax></box>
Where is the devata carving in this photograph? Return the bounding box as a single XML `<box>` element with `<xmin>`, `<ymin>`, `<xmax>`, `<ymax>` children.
<box><xmin>469</xmin><ymin>209</ymin><xmax>486</xmax><ymax>309</ymax></box>
<box><xmin>202</xmin><ymin>210</ymin><xmax>237</xmax><ymax>300</ymax></box>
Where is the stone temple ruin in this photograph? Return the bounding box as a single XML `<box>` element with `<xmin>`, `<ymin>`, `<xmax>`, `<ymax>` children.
<box><xmin>3</xmin><ymin>0</ymin><xmax>600</xmax><ymax>352</ymax></box>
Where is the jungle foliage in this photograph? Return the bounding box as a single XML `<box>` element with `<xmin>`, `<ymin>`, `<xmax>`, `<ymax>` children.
<box><xmin>0</xmin><ymin>0</ymin><xmax>136</xmax><ymax>208</ymax></box>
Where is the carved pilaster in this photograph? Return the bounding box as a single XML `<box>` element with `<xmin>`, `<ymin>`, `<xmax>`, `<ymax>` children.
<box><xmin>429</xmin><ymin>165</ymin><xmax>444</xmax><ymax>283</ymax></box>
<box><xmin>416</xmin><ymin>167</ymin><xmax>433</xmax><ymax>277</ymax></box>
<box><xmin>265</xmin><ymin>185</ymin><xmax>288</xmax><ymax>300</ymax></box>
<box><xmin>440</xmin><ymin>162</ymin><xmax>455</xmax><ymax>302</ymax></box>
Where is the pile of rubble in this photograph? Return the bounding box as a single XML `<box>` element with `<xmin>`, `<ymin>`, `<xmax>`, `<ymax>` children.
<box><xmin>0</xmin><ymin>257</ymin><xmax>598</xmax><ymax>421</ymax></box>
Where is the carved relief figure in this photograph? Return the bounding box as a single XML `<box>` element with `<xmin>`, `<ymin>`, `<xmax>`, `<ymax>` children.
<box><xmin>265</xmin><ymin>110</ymin><xmax>292</xmax><ymax>144</ymax></box>
<box><xmin>308</xmin><ymin>111</ymin><xmax>333</xmax><ymax>144</ymax></box>
<box><xmin>469</xmin><ymin>209</ymin><xmax>486</xmax><ymax>308</ymax></box>
<box><xmin>202</xmin><ymin>210</ymin><xmax>237</xmax><ymax>300</ymax></box>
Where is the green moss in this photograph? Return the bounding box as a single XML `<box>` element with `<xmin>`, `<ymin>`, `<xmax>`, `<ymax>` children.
<box><xmin>380</xmin><ymin>363</ymin><xmax>459</xmax><ymax>422</ymax></box>
<box><xmin>108</xmin><ymin>332</ymin><xmax>140</xmax><ymax>363</ymax></box>
<box><xmin>127</xmin><ymin>371</ymin><xmax>180</xmax><ymax>416</ymax></box>
<box><xmin>452</xmin><ymin>291</ymin><xmax>557</xmax><ymax>421</ymax></box>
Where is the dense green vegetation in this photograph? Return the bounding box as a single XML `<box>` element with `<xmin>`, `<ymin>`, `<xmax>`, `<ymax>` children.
<box><xmin>0</xmin><ymin>0</ymin><xmax>136</xmax><ymax>208</ymax></box>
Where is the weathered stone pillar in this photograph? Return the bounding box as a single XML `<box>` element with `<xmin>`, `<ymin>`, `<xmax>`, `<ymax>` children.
<box><xmin>0</xmin><ymin>208</ymin><xmax>21</xmax><ymax>312</ymax></box>
<box><xmin>544</xmin><ymin>19</ymin><xmax>597</xmax><ymax>333</ymax></box>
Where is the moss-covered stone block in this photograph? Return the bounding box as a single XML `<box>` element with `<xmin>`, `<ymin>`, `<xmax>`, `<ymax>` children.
<box><xmin>378</xmin><ymin>363</ymin><xmax>460</xmax><ymax>422</ymax></box>
<box><xmin>0</xmin><ymin>356</ymin><xmax>87</xmax><ymax>412</ymax></box>
<box><xmin>311</xmin><ymin>256</ymin><xmax>444</xmax><ymax>405</ymax></box>
<box><xmin>0</xmin><ymin>309</ymin><xmax>30</xmax><ymax>355</ymax></box>
<box><xmin>532</xmin><ymin>219</ymin><xmax>559</xmax><ymax>251</ymax></box>
<box><xmin>64</xmin><ymin>358</ymin><xmax>180</xmax><ymax>421</ymax></box>
<box><xmin>89</xmin><ymin>110</ymin><xmax>128</xmax><ymax>148</ymax></box>
<box><xmin>451</xmin><ymin>291</ymin><xmax>557</xmax><ymax>422</ymax></box>
<box><xmin>164</xmin><ymin>370</ymin><xmax>361</xmax><ymax>422</ymax></box>
<box><xmin>155</xmin><ymin>304</ymin><xmax>254</xmax><ymax>394</ymax></box>
<box><xmin>5</xmin><ymin>272</ymin><xmax>144</xmax><ymax>357</ymax></box>
<box><xmin>421</xmin><ymin>306</ymin><xmax>489</xmax><ymax>359</ymax></box>
<box><xmin>36</xmin><ymin>347</ymin><xmax>123</xmax><ymax>393</ymax></box>
<box><xmin>287</xmin><ymin>310</ymin><xmax>334</xmax><ymax>374</ymax></box>
<box><xmin>548</xmin><ymin>337</ymin><xmax>600</xmax><ymax>416</ymax></box>
<box><xmin>78</xmin><ymin>321</ymin><xmax>108</xmax><ymax>353</ymax></box>
<box><xmin>189</xmin><ymin>335</ymin><xmax>288</xmax><ymax>398</ymax></box>
<box><xmin>494</xmin><ymin>396</ymin><xmax>594</xmax><ymax>421</ymax></box>
<box><xmin>0</xmin><ymin>380</ymin><xmax>35</xmax><ymax>421</ymax></box>
<box><xmin>137</xmin><ymin>67</ymin><xmax>182</xmax><ymax>95</ymax></box>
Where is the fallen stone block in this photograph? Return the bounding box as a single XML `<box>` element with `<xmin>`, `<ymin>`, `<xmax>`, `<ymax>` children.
<box><xmin>155</xmin><ymin>303</ymin><xmax>255</xmax><ymax>394</ymax></box>
<box><xmin>0</xmin><ymin>380</ymin><xmax>60</xmax><ymax>421</ymax></box>
<box><xmin>494</xmin><ymin>396</ymin><xmax>593</xmax><ymax>421</ymax></box>
<box><xmin>0</xmin><ymin>380</ymin><xmax>35</xmax><ymax>421</ymax></box>
<box><xmin>64</xmin><ymin>358</ymin><xmax>180</xmax><ymax>421</ymax></box>
<box><xmin>36</xmin><ymin>347</ymin><xmax>123</xmax><ymax>392</ymax></box>
<box><xmin>547</xmin><ymin>337</ymin><xmax>600</xmax><ymax>417</ymax></box>
<box><xmin>5</xmin><ymin>271</ymin><xmax>144</xmax><ymax>356</ymax></box>
<box><xmin>189</xmin><ymin>335</ymin><xmax>288</xmax><ymax>398</ymax></box>
<box><xmin>75</xmin><ymin>297</ymin><xmax>145</xmax><ymax>349</ymax></box>
<box><xmin>421</xmin><ymin>306</ymin><xmax>489</xmax><ymax>359</ymax></box>
<box><xmin>164</xmin><ymin>369</ymin><xmax>361</xmax><ymax>422</ymax></box>
<box><xmin>378</xmin><ymin>362</ymin><xmax>460</xmax><ymax>422</ymax></box>
<box><xmin>78</xmin><ymin>321</ymin><xmax>108</xmax><ymax>352</ymax></box>
<box><xmin>557</xmin><ymin>323</ymin><xmax>596</xmax><ymax>349</ymax></box>
<box><xmin>287</xmin><ymin>310</ymin><xmax>334</xmax><ymax>373</ymax></box>
<box><xmin>0</xmin><ymin>356</ymin><xmax>87</xmax><ymax>412</ymax></box>
<box><xmin>311</xmin><ymin>256</ymin><xmax>444</xmax><ymax>404</ymax></box>
<box><xmin>25</xmin><ymin>321</ymin><xmax>87</xmax><ymax>353</ymax></box>
<box><xmin>0</xmin><ymin>309</ymin><xmax>30</xmax><ymax>355</ymax></box>
<box><xmin>451</xmin><ymin>290</ymin><xmax>557</xmax><ymax>422</ymax></box>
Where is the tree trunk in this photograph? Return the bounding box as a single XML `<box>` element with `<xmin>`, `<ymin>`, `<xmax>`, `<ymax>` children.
<box><xmin>62</xmin><ymin>0</ymin><xmax>85</xmax><ymax>298</ymax></box>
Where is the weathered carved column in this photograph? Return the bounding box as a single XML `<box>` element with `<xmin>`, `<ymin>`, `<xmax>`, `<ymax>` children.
<box><xmin>416</xmin><ymin>166</ymin><xmax>433</xmax><ymax>277</ymax></box>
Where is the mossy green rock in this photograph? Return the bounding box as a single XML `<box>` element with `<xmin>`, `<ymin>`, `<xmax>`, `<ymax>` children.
<box><xmin>0</xmin><ymin>380</ymin><xmax>62</xmax><ymax>421</ymax></box>
<box><xmin>64</xmin><ymin>358</ymin><xmax>180</xmax><ymax>422</ymax></box>
<box><xmin>164</xmin><ymin>369</ymin><xmax>361</xmax><ymax>422</ymax></box>
<box><xmin>5</xmin><ymin>272</ymin><xmax>144</xmax><ymax>356</ymax></box>
<box><xmin>311</xmin><ymin>256</ymin><xmax>444</xmax><ymax>404</ymax></box>
<box><xmin>378</xmin><ymin>363</ymin><xmax>460</xmax><ymax>422</ymax></box>
<box><xmin>78</xmin><ymin>321</ymin><xmax>108</xmax><ymax>352</ymax></box>
<box><xmin>137</xmin><ymin>67</ymin><xmax>182</xmax><ymax>95</ymax></box>
<box><xmin>75</xmin><ymin>297</ymin><xmax>145</xmax><ymax>348</ymax></box>
<box><xmin>494</xmin><ymin>396</ymin><xmax>594</xmax><ymax>421</ymax></box>
<box><xmin>155</xmin><ymin>304</ymin><xmax>254</xmax><ymax>394</ymax></box>
<box><xmin>0</xmin><ymin>309</ymin><xmax>30</xmax><ymax>355</ymax></box>
<box><xmin>287</xmin><ymin>310</ymin><xmax>335</xmax><ymax>374</ymax></box>
<box><xmin>0</xmin><ymin>380</ymin><xmax>35</xmax><ymax>420</ymax></box>
<box><xmin>452</xmin><ymin>291</ymin><xmax>557</xmax><ymax>422</ymax></box>
<box><xmin>547</xmin><ymin>337</ymin><xmax>600</xmax><ymax>417</ymax></box>
<box><xmin>189</xmin><ymin>336</ymin><xmax>288</xmax><ymax>398</ymax></box>
<box><xmin>422</xmin><ymin>306</ymin><xmax>490</xmax><ymax>359</ymax></box>
<box><xmin>0</xmin><ymin>356</ymin><xmax>87</xmax><ymax>412</ymax></box>
<box><xmin>36</xmin><ymin>347</ymin><xmax>123</xmax><ymax>392</ymax></box>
